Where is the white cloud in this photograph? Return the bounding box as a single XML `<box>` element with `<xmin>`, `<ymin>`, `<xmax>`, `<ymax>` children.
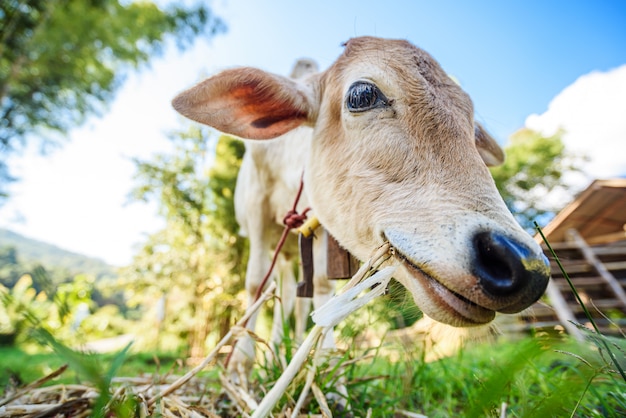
<box><xmin>526</xmin><ymin>65</ymin><xmax>626</xmax><ymax>185</ymax></box>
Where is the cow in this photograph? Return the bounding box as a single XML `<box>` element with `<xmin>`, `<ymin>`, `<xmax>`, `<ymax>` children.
<box><xmin>171</xmin><ymin>36</ymin><xmax>551</xmax><ymax>378</ymax></box>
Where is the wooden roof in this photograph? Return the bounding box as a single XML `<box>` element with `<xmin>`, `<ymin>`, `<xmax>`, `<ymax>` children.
<box><xmin>539</xmin><ymin>178</ymin><xmax>626</xmax><ymax>245</ymax></box>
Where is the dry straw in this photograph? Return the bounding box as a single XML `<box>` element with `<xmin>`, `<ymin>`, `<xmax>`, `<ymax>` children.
<box><xmin>254</xmin><ymin>243</ymin><xmax>396</xmax><ymax>417</ymax></box>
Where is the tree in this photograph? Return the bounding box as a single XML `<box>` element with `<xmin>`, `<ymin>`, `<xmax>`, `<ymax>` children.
<box><xmin>490</xmin><ymin>128</ymin><xmax>584</xmax><ymax>232</ymax></box>
<box><xmin>0</xmin><ymin>0</ymin><xmax>226</xmax><ymax>198</ymax></box>
<box><xmin>0</xmin><ymin>246</ymin><xmax>22</xmax><ymax>288</ymax></box>
<box><xmin>122</xmin><ymin>127</ymin><xmax>247</xmax><ymax>356</ymax></box>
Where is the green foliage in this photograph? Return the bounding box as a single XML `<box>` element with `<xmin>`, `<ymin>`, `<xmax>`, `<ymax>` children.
<box><xmin>490</xmin><ymin>128</ymin><xmax>583</xmax><ymax>232</ymax></box>
<box><xmin>0</xmin><ymin>267</ymin><xmax>131</xmax><ymax>346</ymax></box>
<box><xmin>208</xmin><ymin>136</ymin><xmax>249</xmax><ymax>277</ymax></box>
<box><xmin>0</xmin><ymin>275</ymin><xmax>49</xmax><ymax>340</ymax></box>
<box><xmin>0</xmin><ymin>245</ymin><xmax>22</xmax><ymax>288</ymax></box>
<box><xmin>0</xmin><ymin>232</ymin><xmax>136</xmax><ymax>347</ymax></box>
<box><xmin>124</xmin><ymin>128</ymin><xmax>247</xmax><ymax>355</ymax></box>
<box><xmin>0</xmin><ymin>0</ymin><xmax>226</xmax><ymax>197</ymax></box>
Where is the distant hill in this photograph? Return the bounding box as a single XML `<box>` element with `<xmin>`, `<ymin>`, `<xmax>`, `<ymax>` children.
<box><xmin>0</xmin><ymin>228</ymin><xmax>116</xmax><ymax>280</ymax></box>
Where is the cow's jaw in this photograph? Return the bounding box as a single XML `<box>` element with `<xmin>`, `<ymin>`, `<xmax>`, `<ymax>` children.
<box><xmin>383</xmin><ymin>226</ymin><xmax>550</xmax><ymax>327</ymax></box>
<box><xmin>392</xmin><ymin>246</ymin><xmax>497</xmax><ymax>326</ymax></box>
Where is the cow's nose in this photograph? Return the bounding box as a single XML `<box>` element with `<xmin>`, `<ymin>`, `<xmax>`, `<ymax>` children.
<box><xmin>472</xmin><ymin>231</ymin><xmax>550</xmax><ymax>299</ymax></box>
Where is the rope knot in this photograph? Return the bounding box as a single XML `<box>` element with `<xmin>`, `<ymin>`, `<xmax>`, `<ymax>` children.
<box><xmin>283</xmin><ymin>207</ymin><xmax>310</xmax><ymax>229</ymax></box>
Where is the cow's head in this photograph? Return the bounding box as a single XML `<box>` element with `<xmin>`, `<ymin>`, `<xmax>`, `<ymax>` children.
<box><xmin>172</xmin><ymin>36</ymin><xmax>550</xmax><ymax>327</ymax></box>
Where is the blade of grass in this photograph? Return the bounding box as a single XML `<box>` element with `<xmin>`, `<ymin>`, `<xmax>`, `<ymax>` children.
<box><xmin>534</xmin><ymin>222</ymin><xmax>626</xmax><ymax>383</ymax></box>
<box><xmin>33</xmin><ymin>327</ymin><xmax>134</xmax><ymax>418</ymax></box>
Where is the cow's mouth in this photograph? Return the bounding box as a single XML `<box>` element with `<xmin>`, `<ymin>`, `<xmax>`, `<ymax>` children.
<box><xmin>393</xmin><ymin>250</ymin><xmax>496</xmax><ymax>326</ymax></box>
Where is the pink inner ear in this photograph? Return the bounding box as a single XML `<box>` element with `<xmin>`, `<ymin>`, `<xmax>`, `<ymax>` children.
<box><xmin>228</xmin><ymin>83</ymin><xmax>309</xmax><ymax>139</ymax></box>
<box><xmin>248</xmin><ymin>115</ymin><xmax>307</xmax><ymax>139</ymax></box>
<box><xmin>173</xmin><ymin>68</ymin><xmax>312</xmax><ymax>140</ymax></box>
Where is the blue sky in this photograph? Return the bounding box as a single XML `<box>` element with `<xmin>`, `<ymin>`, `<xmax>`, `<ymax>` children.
<box><xmin>1</xmin><ymin>0</ymin><xmax>625</xmax><ymax>265</ymax></box>
<box><xmin>202</xmin><ymin>0</ymin><xmax>626</xmax><ymax>141</ymax></box>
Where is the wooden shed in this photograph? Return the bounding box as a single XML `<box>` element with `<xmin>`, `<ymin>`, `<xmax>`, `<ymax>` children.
<box><xmin>525</xmin><ymin>178</ymin><xmax>626</xmax><ymax>338</ymax></box>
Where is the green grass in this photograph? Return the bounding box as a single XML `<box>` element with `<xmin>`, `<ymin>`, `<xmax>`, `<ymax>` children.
<box><xmin>2</xmin><ymin>225</ymin><xmax>626</xmax><ymax>416</ymax></box>
<box><xmin>1</xmin><ymin>329</ymin><xmax>625</xmax><ymax>416</ymax></box>
<box><xmin>217</xmin><ymin>314</ymin><xmax>626</xmax><ymax>417</ymax></box>
<box><xmin>341</xmin><ymin>335</ymin><xmax>626</xmax><ymax>417</ymax></box>
<box><xmin>248</xmin><ymin>332</ymin><xmax>624</xmax><ymax>417</ymax></box>
<box><xmin>0</xmin><ymin>346</ymin><xmax>71</xmax><ymax>387</ymax></box>
<box><xmin>0</xmin><ymin>345</ymin><xmax>186</xmax><ymax>390</ymax></box>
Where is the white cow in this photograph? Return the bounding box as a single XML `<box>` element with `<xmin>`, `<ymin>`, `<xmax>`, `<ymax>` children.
<box><xmin>172</xmin><ymin>36</ymin><xmax>551</xmax><ymax>377</ymax></box>
<box><xmin>231</xmin><ymin>59</ymin><xmax>330</xmax><ymax>375</ymax></box>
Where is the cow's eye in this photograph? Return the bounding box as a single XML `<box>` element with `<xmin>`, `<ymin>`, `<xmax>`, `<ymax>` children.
<box><xmin>346</xmin><ymin>81</ymin><xmax>389</xmax><ymax>112</ymax></box>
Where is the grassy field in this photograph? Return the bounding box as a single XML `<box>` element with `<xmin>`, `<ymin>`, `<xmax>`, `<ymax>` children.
<box><xmin>246</xmin><ymin>330</ymin><xmax>626</xmax><ymax>417</ymax></box>
<box><xmin>1</xmin><ymin>329</ymin><xmax>625</xmax><ymax>417</ymax></box>
<box><xmin>344</xmin><ymin>333</ymin><xmax>626</xmax><ymax>417</ymax></box>
<box><xmin>2</xmin><ymin>237</ymin><xmax>625</xmax><ymax>416</ymax></box>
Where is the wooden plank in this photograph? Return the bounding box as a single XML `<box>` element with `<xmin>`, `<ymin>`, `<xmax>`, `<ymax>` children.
<box><xmin>579</xmin><ymin>192</ymin><xmax>626</xmax><ymax>240</ymax></box>
<box><xmin>566</xmin><ymin>228</ymin><xmax>626</xmax><ymax>309</ymax></box>
<box><xmin>587</xmin><ymin>231</ymin><xmax>626</xmax><ymax>245</ymax></box>
<box><xmin>551</xmin><ymin>276</ymin><xmax>607</xmax><ymax>288</ymax></box>
<box><xmin>545</xmin><ymin>279</ymin><xmax>584</xmax><ymax>340</ymax></box>
<box><xmin>593</xmin><ymin>247</ymin><xmax>626</xmax><ymax>257</ymax></box>
<box><xmin>569</xmin><ymin>299</ymin><xmax>626</xmax><ymax>311</ymax></box>
<box><xmin>605</xmin><ymin>261</ymin><xmax>626</xmax><ymax>271</ymax></box>
<box><xmin>550</xmin><ymin>264</ymin><xmax>593</xmax><ymax>275</ymax></box>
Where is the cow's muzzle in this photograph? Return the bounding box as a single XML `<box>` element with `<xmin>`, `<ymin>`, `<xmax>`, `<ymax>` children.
<box><xmin>472</xmin><ymin>231</ymin><xmax>550</xmax><ymax>313</ymax></box>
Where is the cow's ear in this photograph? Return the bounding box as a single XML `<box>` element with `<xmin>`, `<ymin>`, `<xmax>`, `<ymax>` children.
<box><xmin>474</xmin><ymin>123</ymin><xmax>505</xmax><ymax>166</ymax></box>
<box><xmin>172</xmin><ymin>67</ymin><xmax>318</xmax><ymax>140</ymax></box>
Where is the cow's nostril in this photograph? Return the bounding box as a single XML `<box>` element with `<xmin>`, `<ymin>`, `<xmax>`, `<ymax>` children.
<box><xmin>473</xmin><ymin>231</ymin><xmax>529</xmax><ymax>297</ymax></box>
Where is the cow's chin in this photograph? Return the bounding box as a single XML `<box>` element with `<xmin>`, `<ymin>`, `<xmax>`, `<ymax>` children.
<box><xmin>395</xmin><ymin>257</ymin><xmax>496</xmax><ymax>327</ymax></box>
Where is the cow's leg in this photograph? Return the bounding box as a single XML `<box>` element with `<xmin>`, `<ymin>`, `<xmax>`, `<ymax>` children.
<box><xmin>228</xmin><ymin>226</ymin><xmax>273</xmax><ymax>381</ymax></box>
<box><xmin>295</xmin><ymin>296</ymin><xmax>311</xmax><ymax>344</ymax></box>
<box><xmin>269</xmin><ymin>253</ymin><xmax>297</xmax><ymax>359</ymax></box>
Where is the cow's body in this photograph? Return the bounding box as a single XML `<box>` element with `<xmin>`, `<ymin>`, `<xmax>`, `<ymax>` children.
<box><xmin>234</xmin><ymin>126</ymin><xmax>335</xmax><ymax>373</ymax></box>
